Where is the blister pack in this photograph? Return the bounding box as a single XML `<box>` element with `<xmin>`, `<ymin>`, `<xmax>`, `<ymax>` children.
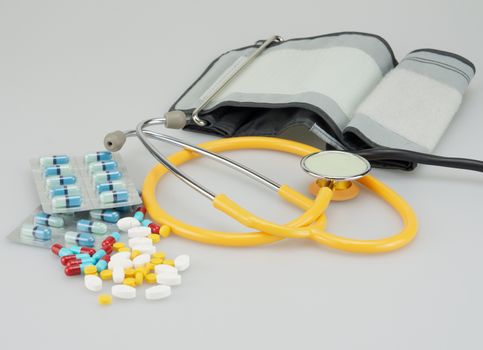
<box><xmin>31</xmin><ymin>151</ymin><xmax>142</xmax><ymax>214</ymax></box>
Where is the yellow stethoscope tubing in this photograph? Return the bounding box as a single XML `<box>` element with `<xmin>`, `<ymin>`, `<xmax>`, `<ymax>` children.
<box><xmin>142</xmin><ymin>136</ymin><xmax>418</xmax><ymax>253</ymax></box>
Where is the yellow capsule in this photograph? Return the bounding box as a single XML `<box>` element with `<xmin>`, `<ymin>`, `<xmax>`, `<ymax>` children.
<box><xmin>152</xmin><ymin>252</ymin><xmax>166</xmax><ymax>260</ymax></box>
<box><xmin>145</xmin><ymin>273</ymin><xmax>157</xmax><ymax>284</ymax></box>
<box><xmin>123</xmin><ymin>277</ymin><xmax>136</xmax><ymax>287</ymax></box>
<box><xmin>84</xmin><ymin>265</ymin><xmax>97</xmax><ymax>275</ymax></box>
<box><xmin>135</xmin><ymin>271</ymin><xmax>144</xmax><ymax>286</ymax></box>
<box><xmin>148</xmin><ymin>234</ymin><xmax>161</xmax><ymax>244</ymax></box>
<box><xmin>159</xmin><ymin>225</ymin><xmax>171</xmax><ymax>238</ymax></box>
<box><xmin>163</xmin><ymin>259</ymin><xmax>175</xmax><ymax>267</ymax></box>
<box><xmin>118</xmin><ymin>247</ymin><xmax>130</xmax><ymax>253</ymax></box>
<box><xmin>98</xmin><ymin>294</ymin><xmax>112</xmax><ymax>305</ymax></box>
<box><xmin>151</xmin><ymin>258</ymin><xmax>163</xmax><ymax>265</ymax></box>
<box><xmin>145</xmin><ymin>262</ymin><xmax>155</xmax><ymax>271</ymax></box>
<box><xmin>113</xmin><ymin>242</ymin><xmax>125</xmax><ymax>251</ymax></box>
<box><xmin>124</xmin><ymin>268</ymin><xmax>136</xmax><ymax>278</ymax></box>
<box><xmin>131</xmin><ymin>250</ymin><xmax>141</xmax><ymax>260</ymax></box>
<box><xmin>100</xmin><ymin>269</ymin><xmax>112</xmax><ymax>280</ymax></box>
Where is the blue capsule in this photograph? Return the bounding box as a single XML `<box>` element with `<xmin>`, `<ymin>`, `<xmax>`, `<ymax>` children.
<box><xmin>92</xmin><ymin>170</ymin><xmax>122</xmax><ymax>184</ymax></box>
<box><xmin>134</xmin><ymin>211</ymin><xmax>144</xmax><ymax>222</ymax></box>
<box><xmin>21</xmin><ymin>224</ymin><xmax>51</xmax><ymax>241</ymax></box>
<box><xmin>141</xmin><ymin>219</ymin><xmax>152</xmax><ymax>227</ymax></box>
<box><xmin>90</xmin><ymin>209</ymin><xmax>121</xmax><ymax>223</ymax></box>
<box><xmin>95</xmin><ymin>259</ymin><xmax>108</xmax><ymax>272</ymax></box>
<box><xmin>50</xmin><ymin>185</ymin><xmax>81</xmax><ymax>197</ymax></box>
<box><xmin>85</xmin><ymin>151</ymin><xmax>112</xmax><ymax>164</ymax></box>
<box><xmin>64</xmin><ymin>231</ymin><xmax>95</xmax><ymax>247</ymax></box>
<box><xmin>46</xmin><ymin>175</ymin><xmax>77</xmax><ymax>189</ymax></box>
<box><xmin>52</xmin><ymin>195</ymin><xmax>82</xmax><ymax>209</ymax></box>
<box><xmin>99</xmin><ymin>190</ymin><xmax>129</xmax><ymax>204</ymax></box>
<box><xmin>34</xmin><ymin>212</ymin><xmax>64</xmax><ymax>228</ymax></box>
<box><xmin>92</xmin><ymin>248</ymin><xmax>107</xmax><ymax>262</ymax></box>
<box><xmin>88</xmin><ymin>160</ymin><xmax>118</xmax><ymax>174</ymax></box>
<box><xmin>40</xmin><ymin>155</ymin><xmax>69</xmax><ymax>167</ymax></box>
<box><xmin>44</xmin><ymin>164</ymin><xmax>73</xmax><ymax>177</ymax></box>
<box><xmin>96</xmin><ymin>180</ymin><xmax>127</xmax><ymax>194</ymax></box>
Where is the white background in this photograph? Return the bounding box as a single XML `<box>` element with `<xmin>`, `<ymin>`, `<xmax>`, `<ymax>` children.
<box><xmin>1</xmin><ymin>1</ymin><xmax>483</xmax><ymax>349</ymax></box>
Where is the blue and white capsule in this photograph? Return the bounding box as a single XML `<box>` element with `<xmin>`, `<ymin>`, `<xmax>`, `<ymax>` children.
<box><xmin>34</xmin><ymin>212</ymin><xmax>64</xmax><ymax>228</ymax></box>
<box><xmin>92</xmin><ymin>170</ymin><xmax>122</xmax><ymax>184</ymax></box>
<box><xmin>21</xmin><ymin>224</ymin><xmax>52</xmax><ymax>241</ymax></box>
<box><xmin>64</xmin><ymin>231</ymin><xmax>95</xmax><ymax>247</ymax></box>
<box><xmin>52</xmin><ymin>195</ymin><xmax>82</xmax><ymax>209</ymax></box>
<box><xmin>46</xmin><ymin>175</ymin><xmax>77</xmax><ymax>189</ymax></box>
<box><xmin>50</xmin><ymin>185</ymin><xmax>81</xmax><ymax>198</ymax></box>
<box><xmin>88</xmin><ymin>160</ymin><xmax>118</xmax><ymax>174</ymax></box>
<box><xmin>85</xmin><ymin>151</ymin><xmax>112</xmax><ymax>164</ymax></box>
<box><xmin>96</xmin><ymin>180</ymin><xmax>126</xmax><ymax>194</ymax></box>
<box><xmin>90</xmin><ymin>209</ymin><xmax>121</xmax><ymax>223</ymax></box>
<box><xmin>95</xmin><ymin>259</ymin><xmax>108</xmax><ymax>272</ymax></box>
<box><xmin>43</xmin><ymin>164</ymin><xmax>73</xmax><ymax>177</ymax></box>
<box><xmin>76</xmin><ymin>219</ymin><xmax>108</xmax><ymax>235</ymax></box>
<box><xmin>99</xmin><ymin>190</ymin><xmax>129</xmax><ymax>204</ymax></box>
<box><xmin>39</xmin><ymin>155</ymin><xmax>69</xmax><ymax>167</ymax></box>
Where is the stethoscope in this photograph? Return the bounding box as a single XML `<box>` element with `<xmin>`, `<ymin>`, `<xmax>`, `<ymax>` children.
<box><xmin>104</xmin><ymin>114</ymin><xmax>418</xmax><ymax>253</ymax></box>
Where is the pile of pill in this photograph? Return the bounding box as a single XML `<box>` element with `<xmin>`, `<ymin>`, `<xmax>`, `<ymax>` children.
<box><xmin>49</xmin><ymin>206</ymin><xmax>189</xmax><ymax>305</ymax></box>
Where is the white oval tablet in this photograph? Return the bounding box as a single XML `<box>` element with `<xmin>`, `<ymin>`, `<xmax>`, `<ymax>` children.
<box><xmin>84</xmin><ymin>275</ymin><xmax>102</xmax><ymax>292</ymax></box>
<box><xmin>133</xmin><ymin>253</ymin><xmax>150</xmax><ymax>268</ymax></box>
<box><xmin>117</xmin><ymin>217</ymin><xmax>141</xmax><ymax>232</ymax></box>
<box><xmin>145</xmin><ymin>285</ymin><xmax>171</xmax><ymax>300</ymax></box>
<box><xmin>128</xmin><ymin>226</ymin><xmax>151</xmax><ymax>238</ymax></box>
<box><xmin>108</xmin><ymin>259</ymin><xmax>133</xmax><ymax>270</ymax></box>
<box><xmin>128</xmin><ymin>237</ymin><xmax>152</xmax><ymax>247</ymax></box>
<box><xmin>174</xmin><ymin>254</ymin><xmax>190</xmax><ymax>272</ymax></box>
<box><xmin>131</xmin><ymin>244</ymin><xmax>156</xmax><ymax>255</ymax></box>
<box><xmin>156</xmin><ymin>273</ymin><xmax>181</xmax><ymax>286</ymax></box>
<box><xmin>110</xmin><ymin>251</ymin><xmax>132</xmax><ymax>261</ymax></box>
<box><xmin>112</xmin><ymin>284</ymin><xmax>136</xmax><ymax>299</ymax></box>
<box><xmin>154</xmin><ymin>264</ymin><xmax>178</xmax><ymax>275</ymax></box>
<box><xmin>112</xmin><ymin>267</ymin><xmax>125</xmax><ymax>283</ymax></box>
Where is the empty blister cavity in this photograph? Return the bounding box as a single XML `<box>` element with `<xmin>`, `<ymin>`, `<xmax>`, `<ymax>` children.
<box><xmin>34</xmin><ymin>212</ymin><xmax>64</xmax><ymax>228</ymax></box>
<box><xmin>96</xmin><ymin>180</ymin><xmax>127</xmax><ymax>194</ymax></box>
<box><xmin>39</xmin><ymin>155</ymin><xmax>69</xmax><ymax>167</ymax></box>
<box><xmin>21</xmin><ymin>224</ymin><xmax>52</xmax><ymax>241</ymax></box>
<box><xmin>76</xmin><ymin>219</ymin><xmax>108</xmax><ymax>235</ymax></box>
<box><xmin>92</xmin><ymin>170</ymin><xmax>122</xmax><ymax>184</ymax></box>
<box><xmin>99</xmin><ymin>190</ymin><xmax>129</xmax><ymax>204</ymax></box>
<box><xmin>52</xmin><ymin>195</ymin><xmax>82</xmax><ymax>209</ymax></box>
<box><xmin>44</xmin><ymin>164</ymin><xmax>73</xmax><ymax>177</ymax></box>
<box><xmin>85</xmin><ymin>151</ymin><xmax>112</xmax><ymax>164</ymax></box>
<box><xmin>46</xmin><ymin>175</ymin><xmax>77</xmax><ymax>189</ymax></box>
<box><xmin>88</xmin><ymin>160</ymin><xmax>118</xmax><ymax>174</ymax></box>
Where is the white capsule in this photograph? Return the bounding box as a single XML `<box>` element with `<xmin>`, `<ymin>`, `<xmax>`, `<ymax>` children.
<box><xmin>156</xmin><ymin>273</ymin><xmax>181</xmax><ymax>286</ymax></box>
<box><xmin>174</xmin><ymin>254</ymin><xmax>190</xmax><ymax>272</ymax></box>
<box><xmin>133</xmin><ymin>253</ymin><xmax>151</xmax><ymax>268</ymax></box>
<box><xmin>128</xmin><ymin>237</ymin><xmax>152</xmax><ymax>247</ymax></box>
<box><xmin>110</xmin><ymin>251</ymin><xmax>132</xmax><ymax>261</ymax></box>
<box><xmin>131</xmin><ymin>244</ymin><xmax>156</xmax><ymax>255</ymax></box>
<box><xmin>84</xmin><ymin>275</ymin><xmax>102</xmax><ymax>292</ymax></box>
<box><xmin>145</xmin><ymin>285</ymin><xmax>171</xmax><ymax>300</ymax></box>
<box><xmin>112</xmin><ymin>268</ymin><xmax>125</xmax><ymax>284</ymax></box>
<box><xmin>108</xmin><ymin>259</ymin><xmax>133</xmax><ymax>270</ymax></box>
<box><xmin>112</xmin><ymin>284</ymin><xmax>136</xmax><ymax>299</ymax></box>
<box><xmin>117</xmin><ymin>217</ymin><xmax>140</xmax><ymax>232</ymax></box>
<box><xmin>154</xmin><ymin>264</ymin><xmax>178</xmax><ymax>275</ymax></box>
<box><xmin>127</xmin><ymin>226</ymin><xmax>151</xmax><ymax>238</ymax></box>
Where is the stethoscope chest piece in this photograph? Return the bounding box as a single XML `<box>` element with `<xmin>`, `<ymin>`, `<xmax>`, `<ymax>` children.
<box><xmin>302</xmin><ymin>151</ymin><xmax>371</xmax><ymax>201</ymax></box>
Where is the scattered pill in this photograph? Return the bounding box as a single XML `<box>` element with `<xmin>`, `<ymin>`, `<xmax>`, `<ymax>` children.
<box><xmin>148</xmin><ymin>223</ymin><xmax>160</xmax><ymax>234</ymax></box>
<box><xmin>84</xmin><ymin>265</ymin><xmax>97</xmax><ymax>275</ymax></box>
<box><xmin>135</xmin><ymin>271</ymin><xmax>143</xmax><ymax>286</ymax></box>
<box><xmin>112</xmin><ymin>284</ymin><xmax>136</xmax><ymax>299</ymax></box>
<box><xmin>113</xmin><ymin>267</ymin><xmax>125</xmax><ymax>283</ymax></box>
<box><xmin>123</xmin><ymin>277</ymin><xmax>136</xmax><ymax>287</ymax></box>
<box><xmin>69</xmin><ymin>245</ymin><xmax>96</xmax><ymax>256</ymax></box>
<box><xmin>77</xmin><ymin>219</ymin><xmax>108</xmax><ymax>235</ymax></box>
<box><xmin>128</xmin><ymin>226</ymin><xmax>151</xmax><ymax>238</ymax></box>
<box><xmin>145</xmin><ymin>273</ymin><xmax>157</xmax><ymax>284</ymax></box>
<box><xmin>151</xmin><ymin>258</ymin><xmax>163</xmax><ymax>265</ymax></box>
<box><xmin>117</xmin><ymin>217</ymin><xmax>140</xmax><ymax>232</ymax></box>
<box><xmin>124</xmin><ymin>268</ymin><xmax>136</xmax><ymax>278</ymax></box>
<box><xmin>110</xmin><ymin>251</ymin><xmax>131</xmax><ymax>261</ymax></box>
<box><xmin>128</xmin><ymin>237</ymin><xmax>152</xmax><ymax>247</ymax></box>
<box><xmin>159</xmin><ymin>225</ymin><xmax>171</xmax><ymax>238</ymax></box>
<box><xmin>52</xmin><ymin>195</ymin><xmax>82</xmax><ymax>209</ymax></box>
<box><xmin>133</xmin><ymin>254</ymin><xmax>151</xmax><ymax>268</ymax></box>
<box><xmin>113</xmin><ymin>242</ymin><xmax>125</xmax><ymax>251</ymax></box>
<box><xmin>90</xmin><ymin>209</ymin><xmax>121</xmax><ymax>223</ymax></box>
<box><xmin>154</xmin><ymin>264</ymin><xmax>178</xmax><ymax>275</ymax></box>
<box><xmin>98</xmin><ymin>294</ymin><xmax>112</xmax><ymax>305</ymax></box>
<box><xmin>100</xmin><ymin>269</ymin><xmax>112</xmax><ymax>280</ymax></box>
<box><xmin>64</xmin><ymin>262</ymin><xmax>95</xmax><ymax>276</ymax></box>
<box><xmin>152</xmin><ymin>252</ymin><xmax>166</xmax><ymax>260</ymax></box>
<box><xmin>101</xmin><ymin>232</ymin><xmax>120</xmax><ymax>247</ymax></box>
<box><xmin>131</xmin><ymin>250</ymin><xmax>141</xmax><ymax>260</ymax></box>
<box><xmin>148</xmin><ymin>234</ymin><xmax>160</xmax><ymax>243</ymax></box>
<box><xmin>131</xmin><ymin>244</ymin><xmax>156</xmax><ymax>255</ymax></box>
<box><xmin>21</xmin><ymin>224</ymin><xmax>51</xmax><ymax>241</ymax></box>
<box><xmin>84</xmin><ymin>275</ymin><xmax>102</xmax><ymax>292</ymax></box>
<box><xmin>141</xmin><ymin>219</ymin><xmax>152</xmax><ymax>227</ymax></box>
<box><xmin>108</xmin><ymin>259</ymin><xmax>133</xmax><ymax>270</ymax></box>
<box><xmin>51</xmin><ymin>243</ymin><xmax>74</xmax><ymax>257</ymax></box>
<box><xmin>145</xmin><ymin>285</ymin><xmax>171</xmax><ymax>300</ymax></box>
<box><xmin>64</xmin><ymin>231</ymin><xmax>95</xmax><ymax>247</ymax></box>
<box><xmin>85</xmin><ymin>151</ymin><xmax>112</xmax><ymax>164</ymax></box>
<box><xmin>175</xmin><ymin>255</ymin><xmax>190</xmax><ymax>272</ymax></box>
<box><xmin>156</xmin><ymin>273</ymin><xmax>181</xmax><ymax>286</ymax></box>
<box><xmin>60</xmin><ymin>253</ymin><xmax>90</xmax><ymax>266</ymax></box>
<box><xmin>163</xmin><ymin>259</ymin><xmax>175</xmax><ymax>267</ymax></box>
<box><xmin>50</xmin><ymin>185</ymin><xmax>81</xmax><ymax>198</ymax></box>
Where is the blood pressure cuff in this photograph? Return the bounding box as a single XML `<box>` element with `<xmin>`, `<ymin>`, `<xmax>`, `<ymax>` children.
<box><xmin>170</xmin><ymin>32</ymin><xmax>475</xmax><ymax>170</ymax></box>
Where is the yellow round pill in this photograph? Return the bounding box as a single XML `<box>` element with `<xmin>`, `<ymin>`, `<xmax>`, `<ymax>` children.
<box><xmin>100</xmin><ymin>269</ymin><xmax>112</xmax><ymax>280</ymax></box>
<box><xmin>152</xmin><ymin>252</ymin><xmax>166</xmax><ymax>260</ymax></box>
<box><xmin>135</xmin><ymin>271</ymin><xmax>143</xmax><ymax>286</ymax></box>
<box><xmin>124</xmin><ymin>268</ymin><xmax>136</xmax><ymax>278</ymax></box>
<box><xmin>135</xmin><ymin>266</ymin><xmax>144</xmax><ymax>274</ymax></box>
<box><xmin>113</xmin><ymin>242</ymin><xmax>125</xmax><ymax>251</ymax></box>
<box><xmin>145</xmin><ymin>273</ymin><xmax>156</xmax><ymax>284</ymax></box>
<box><xmin>84</xmin><ymin>265</ymin><xmax>97</xmax><ymax>275</ymax></box>
<box><xmin>123</xmin><ymin>277</ymin><xmax>136</xmax><ymax>287</ymax></box>
<box><xmin>118</xmin><ymin>247</ymin><xmax>130</xmax><ymax>253</ymax></box>
<box><xmin>148</xmin><ymin>234</ymin><xmax>161</xmax><ymax>244</ymax></box>
<box><xmin>98</xmin><ymin>294</ymin><xmax>112</xmax><ymax>305</ymax></box>
<box><xmin>151</xmin><ymin>258</ymin><xmax>163</xmax><ymax>265</ymax></box>
<box><xmin>163</xmin><ymin>259</ymin><xmax>175</xmax><ymax>267</ymax></box>
<box><xmin>159</xmin><ymin>225</ymin><xmax>171</xmax><ymax>238</ymax></box>
<box><xmin>131</xmin><ymin>250</ymin><xmax>141</xmax><ymax>260</ymax></box>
